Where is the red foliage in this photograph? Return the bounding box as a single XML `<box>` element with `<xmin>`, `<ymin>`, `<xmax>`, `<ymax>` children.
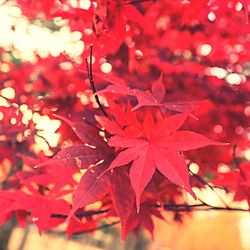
<box><xmin>0</xmin><ymin>0</ymin><xmax>249</xmax><ymax>240</ymax></box>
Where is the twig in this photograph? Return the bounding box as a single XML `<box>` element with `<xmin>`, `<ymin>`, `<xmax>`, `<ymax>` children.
<box><xmin>162</xmin><ymin>203</ymin><xmax>206</xmax><ymax>212</ymax></box>
<box><xmin>162</xmin><ymin>203</ymin><xmax>249</xmax><ymax>212</ymax></box>
<box><xmin>47</xmin><ymin>203</ymin><xmax>250</xmax><ymax>235</ymax></box>
<box><xmin>36</xmin><ymin>133</ymin><xmax>51</xmax><ymax>149</ymax></box>
<box><xmin>190</xmin><ymin>169</ymin><xmax>229</xmax><ymax>208</ymax></box>
<box><xmin>86</xmin><ymin>45</ymin><xmax>108</xmax><ymax>117</ymax></box>
<box><xmin>124</xmin><ymin>0</ymin><xmax>155</xmax><ymax>5</ymax></box>
<box><xmin>51</xmin><ymin>209</ymin><xmax>109</xmax><ymax>219</ymax></box>
<box><xmin>51</xmin><ymin>203</ymin><xmax>250</xmax><ymax>220</ymax></box>
<box><xmin>192</xmin><ymin>206</ymin><xmax>249</xmax><ymax>212</ymax></box>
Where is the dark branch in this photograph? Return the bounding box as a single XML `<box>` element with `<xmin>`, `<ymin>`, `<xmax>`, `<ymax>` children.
<box><xmin>48</xmin><ymin>202</ymin><xmax>249</xmax><ymax>236</ymax></box>
<box><xmin>51</xmin><ymin>203</ymin><xmax>249</xmax><ymax>220</ymax></box>
<box><xmin>161</xmin><ymin>203</ymin><xmax>206</xmax><ymax>212</ymax></box>
<box><xmin>51</xmin><ymin>209</ymin><xmax>109</xmax><ymax>219</ymax></box>
<box><xmin>190</xmin><ymin>170</ymin><xmax>229</xmax><ymax>208</ymax></box>
<box><xmin>162</xmin><ymin>203</ymin><xmax>249</xmax><ymax>213</ymax></box>
<box><xmin>86</xmin><ymin>45</ymin><xmax>108</xmax><ymax>117</ymax></box>
<box><xmin>124</xmin><ymin>0</ymin><xmax>155</xmax><ymax>5</ymax></box>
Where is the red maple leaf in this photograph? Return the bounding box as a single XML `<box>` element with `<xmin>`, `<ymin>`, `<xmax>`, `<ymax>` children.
<box><xmin>212</xmin><ymin>162</ymin><xmax>250</xmax><ymax>205</ymax></box>
<box><xmin>66</xmin><ymin>163</ymin><xmax>110</xmax><ymax>221</ymax></box>
<box><xmin>104</xmin><ymin>112</ymin><xmax>227</xmax><ymax>212</ymax></box>
<box><xmin>98</xmin><ymin>74</ymin><xmax>198</xmax><ymax>113</ymax></box>
<box><xmin>110</xmin><ymin>168</ymin><xmax>135</xmax><ymax>239</ymax></box>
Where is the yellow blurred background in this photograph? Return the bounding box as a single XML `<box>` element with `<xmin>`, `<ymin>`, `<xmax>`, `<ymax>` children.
<box><xmin>6</xmin><ymin>209</ymin><xmax>250</xmax><ymax>250</ymax></box>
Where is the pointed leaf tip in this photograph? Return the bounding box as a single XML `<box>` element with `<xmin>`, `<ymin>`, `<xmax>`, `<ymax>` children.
<box><xmin>188</xmin><ymin>187</ymin><xmax>197</xmax><ymax>200</ymax></box>
<box><xmin>136</xmin><ymin>198</ymin><xmax>140</xmax><ymax>214</ymax></box>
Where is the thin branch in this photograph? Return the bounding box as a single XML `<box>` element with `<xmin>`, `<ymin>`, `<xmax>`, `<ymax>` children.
<box><xmin>86</xmin><ymin>45</ymin><xmax>108</xmax><ymax>117</ymax></box>
<box><xmin>196</xmin><ymin>196</ymin><xmax>210</xmax><ymax>207</ymax></box>
<box><xmin>51</xmin><ymin>209</ymin><xmax>109</xmax><ymax>219</ymax></box>
<box><xmin>162</xmin><ymin>202</ymin><xmax>249</xmax><ymax>213</ymax></box>
<box><xmin>193</xmin><ymin>206</ymin><xmax>249</xmax><ymax>212</ymax></box>
<box><xmin>47</xmin><ymin>203</ymin><xmax>250</xmax><ymax>235</ymax></box>
<box><xmin>35</xmin><ymin>133</ymin><xmax>51</xmax><ymax>149</ymax></box>
<box><xmin>124</xmin><ymin>0</ymin><xmax>155</xmax><ymax>5</ymax></box>
<box><xmin>190</xmin><ymin>169</ymin><xmax>229</xmax><ymax>208</ymax></box>
<box><xmin>51</xmin><ymin>203</ymin><xmax>249</xmax><ymax>220</ymax></box>
<box><xmin>161</xmin><ymin>203</ymin><xmax>206</xmax><ymax>212</ymax></box>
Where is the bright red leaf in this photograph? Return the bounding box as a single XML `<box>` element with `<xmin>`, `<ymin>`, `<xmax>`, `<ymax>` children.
<box><xmin>107</xmin><ymin>112</ymin><xmax>226</xmax><ymax>211</ymax></box>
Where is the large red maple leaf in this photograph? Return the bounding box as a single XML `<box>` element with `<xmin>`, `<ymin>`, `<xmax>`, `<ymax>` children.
<box><xmin>101</xmin><ymin>112</ymin><xmax>227</xmax><ymax>212</ymax></box>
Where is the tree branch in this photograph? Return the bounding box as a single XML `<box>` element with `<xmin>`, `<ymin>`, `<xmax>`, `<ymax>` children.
<box><xmin>51</xmin><ymin>209</ymin><xmax>109</xmax><ymax>219</ymax></box>
<box><xmin>162</xmin><ymin>203</ymin><xmax>249</xmax><ymax>213</ymax></box>
<box><xmin>48</xmin><ymin>202</ymin><xmax>249</xmax><ymax>236</ymax></box>
<box><xmin>86</xmin><ymin>45</ymin><xmax>108</xmax><ymax>117</ymax></box>
<box><xmin>50</xmin><ymin>202</ymin><xmax>249</xmax><ymax>220</ymax></box>
<box><xmin>125</xmin><ymin>0</ymin><xmax>155</xmax><ymax>4</ymax></box>
<box><xmin>190</xmin><ymin>169</ymin><xmax>229</xmax><ymax>208</ymax></box>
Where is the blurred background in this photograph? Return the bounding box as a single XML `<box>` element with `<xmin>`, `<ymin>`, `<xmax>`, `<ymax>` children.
<box><xmin>4</xmin><ymin>207</ymin><xmax>250</xmax><ymax>250</ymax></box>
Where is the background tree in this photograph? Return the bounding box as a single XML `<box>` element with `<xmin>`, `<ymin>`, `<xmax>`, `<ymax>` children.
<box><xmin>0</xmin><ymin>0</ymin><xmax>249</xmax><ymax>243</ymax></box>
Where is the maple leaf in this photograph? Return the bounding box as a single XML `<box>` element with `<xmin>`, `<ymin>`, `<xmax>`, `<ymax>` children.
<box><xmin>16</xmin><ymin>211</ymin><xmax>28</xmax><ymax>228</ymax></box>
<box><xmin>36</xmin><ymin>145</ymin><xmax>103</xmax><ymax>170</ymax></box>
<box><xmin>125</xmin><ymin>201</ymin><xmax>164</xmax><ymax>238</ymax></box>
<box><xmin>106</xmin><ymin>112</ymin><xmax>226</xmax><ymax>212</ymax></box>
<box><xmin>66</xmin><ymin>217</ymin><xmax>98</xmax><ymax>237</ymax></box>
<box><xmin>0</xmin><ymin>191</ymin><xmax>15</xmax><ymax>226</ymax></box>
<box><xmin>110</xmin><ymin>168</ymin><xmax>135</xmax><ymax>239</ymax></box>
<box><xmin>80</xmin><ymin>69</ymin><xmax>126</xmax><ymax>86</ymax></box>
<box><xmin>37</xmin><ymin>115</ymin><xmax>112</xmax><ymax>171</ymax></box>
<box><xmin>212</xmin><ymin>162</ymin><xmax>250</xmax><ymax>204</ymax></box>
<box><xmin>54</xmin><ymin>114</ymin><xmax>107</xmax><ymax>148</ymax></box>
<box><xmin>4</xmin><ymin>0</ymin><xmax>250</xmax><ymax>239</ymax></box>
<box><xmin>66</xmin><ymin>163</ymin><xmax>110</xmax><ymax>221</ymax></box>
<box><xmin>0</xmin><ymin>190</ymin><xmax>70</xmax><ymax>234</ymax></box>
<box><xmin>98</xmin><ymin>74</ymin><xmax>198</xmax><ymax>113</ymax></box>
